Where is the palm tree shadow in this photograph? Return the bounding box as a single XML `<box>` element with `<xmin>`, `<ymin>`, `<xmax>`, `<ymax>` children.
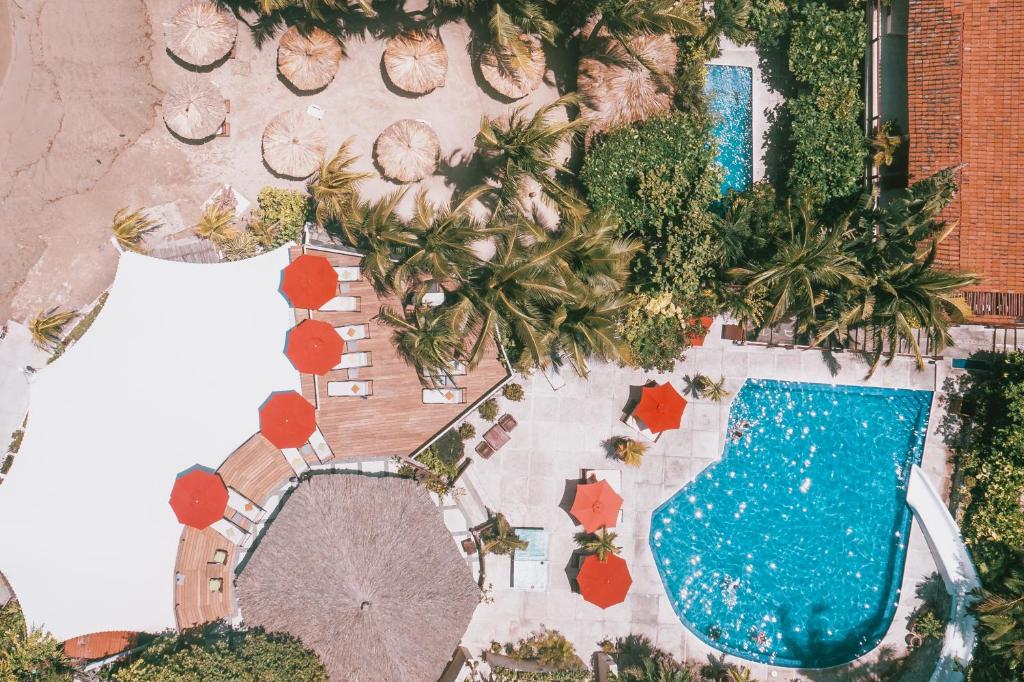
<box><xmin>437</xmin><ymin>150</ymin><xmax>487</xmax><ymax>200</ymax></box>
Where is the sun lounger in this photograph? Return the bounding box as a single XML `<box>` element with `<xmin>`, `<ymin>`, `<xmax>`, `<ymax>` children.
<box><xmin>227</xmin><ymin>487</ymin><xmax>266</xmax><ymax>524</ymax></box>
<box><xmin>211</xmin><ymin>517</ymin><xmax>249</xmax><ymax>545</ymax></box>
<box><xmin>422</xmin><ymin>387</ymin><xmax>465</xmax><ymax>404</ymax></box>
<box><xmin>421</xmin><ymin>291</ymin><xmax>445</xmax><ymax>307</ymax></box>
<box><xmin>336</xmin><ymin>323</ymin><xmax>368</xmax><ymax>341</ymax></box>
<box><xmin>281</xmin><ymin>447</ymin><xmax>310</xmax><ymax>475</ymax></box>
<box><xmin>483</xmin><ymin>424</ymin><xmax>511</xmax><ymax>450</ymax></box>
<box><xmin>334</xmin><ymin>266</ymin><xmax>360</xmax><ymax>282</ymax></box>
<box><xmin>328</xmin><ymin>380</ymin><xmax>372</xmax><ymax>397</ymax></box>
<box><xmin>334</xmin><ymin>351</ymin><xmax>371</xmax><ymax>370</ymax></box>
<box><xmin>320</xmin><ymin>296</ymin><xmax>360</xmax><ymax>312</ymax></box>
<box><xmin>308</xmin><ymin>425</ymin><xmax>335</xmax><ymax>463</ymax></box>
<box><xmin>420</xmin><ymin>359</ymin><xmax>467</xmax><ymax>380</ymax></box>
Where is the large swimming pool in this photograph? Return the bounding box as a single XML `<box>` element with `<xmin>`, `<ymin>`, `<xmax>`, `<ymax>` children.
<box><xmin>705</xmin><ymin>65</ymin><xmax>753</xmax><ymax>195</ymax></box>
<box><xmin>650</xmin><ymin>380</ymin><xmax>932</xmax><ymax>668</ymax></box>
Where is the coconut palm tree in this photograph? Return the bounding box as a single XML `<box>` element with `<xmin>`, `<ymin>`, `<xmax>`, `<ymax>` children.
<box><xmin>308</xmin><ymin>140</ymin><xmax>372</xmax><ymax>229</ymax></box>
<box><xmin>701</xmin><ymin>376</ymin><xmax>730</xmax><ymax>402</ymax></box>
<box><xmin>475</xmin><ymin>95</ymin><xmax>589</xmax><ymax>220</ymax></box>
<box><xmin>701</xmin><ymin>0</ymin><xmax>751</xmax><ymax>55</ymax></box>
<box><xmin>481</xmin><ymin>512</ymin><xmax>528</xmax><ymax>555</ymax></box>
<box><xmin>111</xmin><ymin>207</ymin><xmax>158</xmax><ymax>253</ymax></box>
<box><xmin>376</xmin><ymin>304</ymin><xmax>462</xmax><ymax>380</ymax></box>
<box><xmin>974</xmin><ymin>550</ymin><xmax>1024</xmax><ymax>674</ymax></box>
<box><xmin>554</xmin><ymin>209</ymin><xmax>638</xmax><ymax>294</ymax></box>
<box><xmin>28</xmin><ymin>307</ymin><xmax>77</xmax><ymax>351</ymax></box>
<box><xmin>257</xmin><ymin>0</ymin><xmax>375</xmax><ymax>20</ymax></box>
<box><xmin>433</xmin><ymin>0</ymin><xmax>557</xmax><ymax>70</ymax></box>
<box><xmin>574</xmin><ymin>527</ymin><xmax>621</xmax><ymax>561</ymax></box>
<box><xmin>614</xmin><ymin>436</ymin><xmax>647</xmax><ymax>466</ymax></box>
<box><xmin>343</xmin><ymin>191</ymin><xmax>418</xmax><ymax>292</ymax></box>
<box><xmin>544</xmin><ymin>292</ymin><xmax>631</xmax><ymax>375</ymax></box>
<box><xmin>193</xmin><ymin>204</ymin><xmax>239</xmax><ymax>245</ymax></box>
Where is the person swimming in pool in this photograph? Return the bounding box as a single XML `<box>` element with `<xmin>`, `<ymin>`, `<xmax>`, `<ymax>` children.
<box><xmin>730</xmin><ymin>419</ymin><xmax>752</xmax><ymax>442</ymax></box>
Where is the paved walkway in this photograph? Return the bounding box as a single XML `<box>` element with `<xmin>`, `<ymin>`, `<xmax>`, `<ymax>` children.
<box><xmin>460</xmin><ymin>321</ymin><xmax>953</xmax><ymax>681</ymax></box>
<box><xmin>0</xmin><ymin>321</ymin><xmax>48</xmax><ymax>466</ymax></box>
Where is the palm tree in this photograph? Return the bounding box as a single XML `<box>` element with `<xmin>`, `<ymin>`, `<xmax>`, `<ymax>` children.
<box><xmin>434</xmin><ymin>0</ymin><xmax>557</xmax><ymax>71</ymax></box>
<box><xmin>974</xmin><ymin>550</ymin><xmax>1024</xmax><ymax>673</ymax></box>
<box><xmin>621</xmin><ymin>657</ymin><xmax>694</xmax><ymax>682</ymax></box>
<box><xmin>870</xmin><ymin>121</ymin><xmax>902</xmax><ymax>168</ymax></box>
<box><xmin>481</xmin><ymin>512</ymin><xmax>528</xmax><ymax>555</ymax></box>
<box><xmin>545</xmin><ymin>292</ymin><xmax>631</xmax><ymax>375</ymax></box>
<box><xmin>701</xmin><ymin>0</ymin><xmax>751</xmax><ymax>55</ymax></box>
<box><xmin>554</xmin><ymin>209</ymin><xmax>638</xmax><ymax>294</ymax></box>
<box><xmin>29</xmin><ymin>307</ymin><xmax>77</xmax><ymax>351</ymax></box>
<box><xmin>475</xmin><ymin>95</ymin><xmax>589</xmax><ymax>220</ymax></box>
<box><xmin>308</xmin><ymin>140</ymin><xmax>372</xmax><ymax>229</ymax></box>
<box><xmin>701</xmin><ymin>376</ymin><xmax>730</xmax><ymax>402</ymax></box>
<box><xmin>376</xmin><ymin>304</ymin><xmax>461</xmax><ymax>380</ymax></box>
<box><xmin>257</xmin><ymin>0</ymin><xmax>375</xmax><ymax>20</ymax></box>
<box><xmin>726</xmin><ymin>667</ymin><xmax>755</xmax><ymax>682</ymax></box>
<box><xmin>343</xmin><ymin>191</ymin><xmax>418</xmax><ymax>292</ymax></box>
<box><xmin>575</xmin><ymin>527</ymin><xmax>621</xmax><ymax>561</ymax></box>
<box><xmin>193</xmin><ymin>204</ymin><xmax>238</xmax><ymax>245</ymax></box>
<box><xmin>111</xmin><ymin>207</ymin><xmax>158</xmax><ymax>253</ymax></box>
<box><xmin>614</xmin><ymin>436</ymin><xmax>647</xmax><ymax>466</ymax></box>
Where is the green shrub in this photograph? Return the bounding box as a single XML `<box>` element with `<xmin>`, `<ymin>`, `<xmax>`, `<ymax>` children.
<box><xmin>618</xmin><ymin>292</ymin><xmax>700</xmax><ymax>372</ymax></box>
<box><xmin>489</xmin><ymin>668</ymin><xmax>591</xmax><ymax>682</ymax></box>
<box><xmin>457</xmin><ymin>422</ymin><xmax>476</xmax><ymax>440</ymax></box>
<box><xmin>500</xmin><ymin>629</ymin><xmax>586</xmax><ymax>670</ymax></box>
<box><xmin>788</xmin><ymin>3</ymin><xmax>866</xmax><ymax>114</ymax></box>
<box><xmin>581</xmin><ymin>111</ymin><xmax>723</xmax><ymax>300</ymax></box>
<box><xmin>431</xmin><ymin>429</ymin><xmax>465</xmax><ymax>467</ymax></box>
<box><xmin>788</xmin><ymin>95</ymin><xmax>867</xmax><ymax>204</ymax></box>
<box><xmin>255</xmin><ymin>187</ymin><xmax>311</xmax><ymax>248</ymax></box>
<box><xmin>502</xmin><ymin>383</ymin><xmax>525</xmax><ymax>402</ymax></box>
<box><xmin>479</xmin><ymin>398</ymin><xmax>499</xmax><ymax>422</ymax></box>
<box><xmin>912</xmin><ymin>610</ymin><xmax>946</xmax><ymax>641</ymax></box>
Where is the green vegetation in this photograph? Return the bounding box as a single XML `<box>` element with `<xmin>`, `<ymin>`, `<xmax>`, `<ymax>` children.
<box><xmin>102</xmin><ymin>623</ymin><xmax>327</xmax><ymax>681</ymax></box>
<box><xmin>253</xmin><ymin>188</ymin><xmax>311</xmax><ymax>249</ymax></box>
<box><xmin>502</xmin><ymin>383</ymin><xmax>525</xmax><ymax>402</ymax></box>
<box><xmin>613</xmin><ymin>437</ymin><xmax>648</xmax><ymax>467</ymax></box>
<box><xmin>307</xmin><ymin>141</ymin><xmax>371</xmax><ymax>231</ymax></box>
<box><xmin>0</xmin><ymin>601</ymin><xmax>73</xmax><ymax>681</ymax></box>
<box><xmin>29</xmin><ymin>307</ymin><xmax>77</xmax><ymax>351</ymax></box>
<box><xmin>481</xmin><ymin>512</ymin><xmax>528</xmax><ymax>555</ymax></box>
<box><xmin>574</xmin><ymin>527</ymin><xmax>621</xmax><ymax>561</ymax></box>
<box><xmin>193</xmin><ymin>205</ymin><xmax>239</xmax><ymax>245</ymax></box>
<box><xmin>479</xmin><ymin>397</ymin><xmax>500</xmax><ymax>422</ymax></box>
<box><xmin>490</xmin><ymin>668</ymin><xmax>591</xmax><ymax>682</ymax></box>
<box><xmin>110</xmin><ymin>208</ymin><xmax>158</xmax><ymax>253</ymax></box>
<box><xmin>457</xmin><ymin>422</ymin><xmax>477</xmax><ymax>440</ymax></box>
<box><xmin>492</xmin><ymin>628</ymin><xmax>586</xmax><ymax>670</ymax></box>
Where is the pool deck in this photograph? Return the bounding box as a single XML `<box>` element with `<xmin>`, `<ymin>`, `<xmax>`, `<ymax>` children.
<box><xmin>460</xmin><ymin>319</ymin><xmax>954</xmax><ymax>680</ymax></box>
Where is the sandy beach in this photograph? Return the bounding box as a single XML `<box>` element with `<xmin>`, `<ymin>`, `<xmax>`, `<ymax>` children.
<box><xmin>0</xmin><ymin>0</ymin><xmax>565</xmax><ymax>323</ymax></box>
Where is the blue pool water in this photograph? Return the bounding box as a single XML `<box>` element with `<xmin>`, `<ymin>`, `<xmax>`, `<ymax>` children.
<box><xmin>705</xmin><ymin>65</ymin><xmax>753</xmax><ymax>195</ymax></box>
<box><xmin>650</xmin><ymin>380</ymin><xmax>932</xmax><ymax>668</ymax></box>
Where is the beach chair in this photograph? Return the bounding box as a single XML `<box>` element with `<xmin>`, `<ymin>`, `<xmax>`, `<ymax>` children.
<box><xmin>422</xmin><ymin>387</ymin><xmax>465</xmax><ymax>404</ymax></box>
<box><xmin>335</xmin><ymin>351</ymin><xmax>371</xmax><ymax>370</ymax></box>
<box><xmin>320</xmin><ymin>296</ymin><xmax>360</xmax><ymax>312</ymax></box>
<box><xmin>483</xmin><ymin>424</ymin><xmax>511</xmax><ymax>451</ymax></box>
<box><xmin>336</xmin><ymin>324</ymin><xmax>369</xmax><ymax>342</ymax></box>
<box><xmin>328</xmin><ymin>380</ymin><xmax>372</xmax><ymax>397</ymax></box>
<box><xmin>498</xmin><ymin>414</ymin><xmax>518</xmax><ymax>432</ymax></box>
<box><xmin>281</xmin><ymin>447</ymin><xmax>310</xmax><ymax>475</ymax></box>
<box><xmin>227</xmin><ymin>487</ymin><xmax>266</xmax><ymax>524</ymax></box>
<box><xmin>211</xmin><ymin>517</ymin><xmax>249</xmax><ymax>545</ymax></box>
<box><xmin>475</xmin><ymin>441</ymin><xmax>496</xmax><ymax>459</ymax></box>
<box><xmin>623</xmin><ymin>411</ymin><xmax>660</xmax><ymax>442</ymax></box>
<box><xmin>334</xmin><ymin>266</ymin><xmax>360</xmax><ymax>282</ymax></box>
<box><xmin>308</xmin><ymin>425</ymin><xmax>335</xmax><ymax>463</ymax></box>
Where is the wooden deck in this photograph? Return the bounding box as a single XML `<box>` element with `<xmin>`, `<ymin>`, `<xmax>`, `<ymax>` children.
<box><xmin>291</xmin><ymin>246</ymin><xmax>510</xmax><ymax>460</ymax></box>
<box><xmin>173</xmin><ymin>527</ymin><xmax>237</xmax><ymax>630</ymax></box>
<box><xmin>217</xmin><ymin>433</ymin><xmax>293</xmax><ymax>507</ymax></box>
<box><xmin>64</xmin><ymin>630</ymin><xmax>138</xmax><ymax>660</ymax></box>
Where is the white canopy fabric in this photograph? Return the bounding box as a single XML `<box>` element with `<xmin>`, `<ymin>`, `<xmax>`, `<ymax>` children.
<box><xmin>0</xmin><ymin>247</ymin><xmax>300</xmax><ymax>641</ymax></box>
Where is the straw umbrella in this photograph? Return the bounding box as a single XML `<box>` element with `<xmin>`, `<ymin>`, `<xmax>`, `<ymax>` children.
<box><xmin>164</xmin><ymin>0</ymin><xmax>237</xmax><ymax>67</ymax></box>
<box><xmin>577</xmin><ymin>28</ymin><xmax>678</xmax><ymax>136</ymax></box>
<box><xmin>479</xmin><ymin>34</ymin><xmax>545</xmax><ymax>100</ymax></box>
<box><xmin>374</xmin><ymin>119</ymin><xmax>440</xmax><ymax>183</ymax></box>
<box><xmin>236</xmin><ymin>475</ymin><xmax>480</xmax><ymax>681</ymax></box>
<box><xmin>278</xmin><ymin>26</ymin><xmax>342</xmax><ymax>92</ymax></box>
<box><xmin>383</xmin><ymin>32</ymin><xmax>448</xmax><ymax>95</ymax></box>
<box><xmin>162</xmin><ymin>76</ymin><xmax>226</xmax><ymax>140</ymax></box>
<box><xmin>262</xmin><ymin>110</ymin><xmax>327</xmax><ymax>179</ymax></box>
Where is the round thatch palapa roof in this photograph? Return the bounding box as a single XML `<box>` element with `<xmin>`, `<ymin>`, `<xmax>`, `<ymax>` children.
<box><xmin>578</xmin><ymin>27</ymin><xmax>678</xmax><ymax>137</ymax></box>
<box><xmin>162</xmin><ymin>76</ymin><xmax>226</xmax><ymax>140</ymax></box>
<box><xmin>278</xmin><ymin>26</ymin><xmax>342</xmax><ymax>92</ymax></box>
<box><xmin>479</xmin><ymin>33</ymin><xmax>545</xmax><ymax>100</ymax></box>
<box><xmin>164</xmin><ymin>0</ymin><xmax>238</xmax><ymax>67</ymax></box>
<box><xmin>262</xmin><ymin>110</ymin><xmax>327</xmax><ymax>179</ymax></box>
<box><xmin>374</xmin><ymin>119</ymin><xmax>440</xmax><ymax>183</ymax></box>
<box><xmin>236</xmin><ymin>475</ymin><xmax>480</xmax><ymax>681</ymax></box>
<box><xmin>383</xmin><ymin>32</ymin><xmax>448</xmax><ymax>95</ymax></box>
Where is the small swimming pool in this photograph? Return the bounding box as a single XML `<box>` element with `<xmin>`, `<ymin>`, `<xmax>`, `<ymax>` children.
<box><xmin>705</xmin><ymin>65</ymin><xmax>753</xmax><ymax>195</ymax></box>
<box><xmin>650</xmin><ymin>379</ymin><xmax>932</xmax><ymax>668</ymax></box>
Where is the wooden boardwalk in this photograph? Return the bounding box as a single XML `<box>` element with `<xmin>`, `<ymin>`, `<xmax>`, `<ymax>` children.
<box><xmin>173</xmin><ymin>527</ymin><xmax>237</xmax><ymax>630</ymax></box>
<box><xmin>217</xmin><ymin>433</ymin><xmax>293</xmax><ymax>507</ymax></box>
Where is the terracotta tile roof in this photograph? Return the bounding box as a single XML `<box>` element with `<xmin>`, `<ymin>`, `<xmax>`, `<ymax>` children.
<box><xmin>63</xmin><ymin>630</ymin><xmax>138</xmax><ymax>660</ymax></box>
<box><xmin>907</xmin><ymin>0</ymin><xmax>1024</xmax><ymax>318</ymax></box>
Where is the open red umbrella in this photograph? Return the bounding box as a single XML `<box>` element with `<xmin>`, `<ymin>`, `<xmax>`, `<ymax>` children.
<box><xmin>280</xmin><ymin>254</ymin><xmax>338</xmax><ymax>310</ymax></box>
<box><xmin>169</xmin><ymin>467</ymin><xmax>228</xmax><ymax>529</ymax></box>
<box><xmin>577</xmin><ymin>553</ymin><xmax>632</xmax><ymax>609</ymax></box>
<box><xmin>633</xmin><ymin>382</ymin><xmax>687</xmax><ymax>434</ymax></box>
<box><xmin>286</xmin><ymin>319</ymin><xmax>344</xmax><ymax>375</ymax></box>
<box><xmin>570</xmin><ymin>480</ymin><xmax>623</xmax><ymax>533</ymax></box>
<box><xmin>259</xmin><ymin>391</ymin><xmax>316</xmax><ymax>449</ymax></box>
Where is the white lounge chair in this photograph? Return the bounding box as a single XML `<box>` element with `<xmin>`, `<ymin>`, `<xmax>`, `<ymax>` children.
<box><xmin>422</xmin><ymin>387</ymin><xmax>465</xmax><ymax>404</ymax></box>
<box><xmin>320</xmin><ymin>296</ymin><xmax>360</xmax><ymax>312</ymax></box>
<box><xmin>211</xmin><ymin>517</ymin><xmax>250</xmax><ymax>545</ymax></box>
<box><xmin>328</xmin><ymin>380</ymin><xmax>372</xmax><ymax>397</ymax></box>
<box><xmin>624</xmin><ymin>412</ymin><xmax>660</xmax><ymax>442</ymax></box>
<box><xmin>281</xmin><ymin>447</ymin><xmax>310</xmax><ymax>475</ymax></box>
<box><xmin>227</xmin><ymin>487</ymin><xmax>266</xmax><ymax>524</ymax></box>
<box><xmin>308</xmin><ymin>425</ymin><xmax>334</xmax><ymax>463</ymax></box>
<box><xmin>336</xmin><ymin>323</ymin><xmax>368</xmax><ymax>341</ymax></box>
<box><xmin>421</xmin><ymin>291</ymin><xmax>445</xmax><ymax>307</ymax></box>
<box><xmin>334</xmin><ymin>266</ymin><xmax>360</xmax><ymax>282</ymax></box>
<box><xmin>334</xmin><ymin>351</ymin><xmax>371</xmax><ymax>370</ymax></box>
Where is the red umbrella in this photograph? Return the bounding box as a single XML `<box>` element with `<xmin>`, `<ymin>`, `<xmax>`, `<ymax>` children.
<box><xmin>259</xmin><ymin>391</ymin><xmax>316</xmax><ymax>449</ymax></box>
<box><xmin>280</xmin><ymin>255</ymin><xmax>338</xmax><ymax>310</ymax></box>
<box><xmin>570</xmin><ymin>480</ymin><xmax>623</xmax><ymax>533</ymax></box>
<box><xmin>577</xmin><ymin>553</ymin><xmax>632</xmax><ymax>609</ymax></box>
<box><xmin>169</xmin><ymin>467</ymin><xmax>228</xmax><ymax>529</ymax></box>
<box><xmin>286</xmin><ymin>320</ymin><xmax>344</xmax><ymax>375</ymax></box>
<box><xmin>633</xmin><ymin>382</ymin><xmax>687</xmax><ymax>434</ymax></box>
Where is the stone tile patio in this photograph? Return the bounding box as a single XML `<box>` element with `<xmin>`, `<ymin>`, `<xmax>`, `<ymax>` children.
<box><xmin>458</xmin><ymin>321</ymin><xmax>955</xmax><ymax>681</ymax></box>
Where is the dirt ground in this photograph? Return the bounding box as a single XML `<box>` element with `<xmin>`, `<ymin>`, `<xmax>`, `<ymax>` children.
<box><xmin>0</xmin><ymin>0</ymin><xmax>565</xmax><ymax>323</ymax></box>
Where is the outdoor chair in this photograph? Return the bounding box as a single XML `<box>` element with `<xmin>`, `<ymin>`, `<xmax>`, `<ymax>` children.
<box><xmin>475</xmin><ymin>441</ymin><xmax>496</xmax><ymax>459</ymax></box>
<box><xmin>336</xmin><ymin>323</ymin><xmax>368</xmax><ymax>342</ymax></box>
<box><xmin>227</xmin><ymin>486</ymin><xmax>266</xmax><ymax>524</ymax></box>
<box><xmin>483</xmin><ymin>424</ymin><xmax>511</xmax><ymax>451</ymax></box>
<box><xmin>281</xmin><ymin>447</ymin><xmax>310</xmax><ymax>475</ymax></box>
<box><xmin>208</xmin><ymin>578</ymin><xmax>223</xmax><ymax>593</ymax></box>
<box><xmin>334</xmin><ymin>266</ymin><xmax>360</xmax><ymax>282</ymax></box>
<box><xmin>422</xmin><ymin>387</ymin><xmax>465</xmax><ymax>404</ymax></box>
<box><xmin>211</xmin><ymin>549</ymin><xmax>228</xmax><ymax>565</ymax></box>
<box><xmin>320</xmin><ymin>296</ymin><xmax>360</xmax><ymax>312</ymax></box>
<box><xmin>498</xmin><ymin>414</ymin><xmax>518</xmax><ymax>432</ymax></box>
<box><xmin>308</xmin><ymin>425</ymin><xmax>335</xmax><ymax>462</ymax></box>
<box><xmin>335</xmin><ymin>351</ymin><xmax>371</xmax><ymax>370</ymax></box>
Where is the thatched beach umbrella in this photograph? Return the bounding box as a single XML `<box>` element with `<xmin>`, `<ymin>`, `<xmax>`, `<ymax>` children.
<box><xmin>278</xmin><ymin>26</ymin><xmax>342</xmax><ymax>92</ymax></box>
<box><xmin>162</xmin><ymin>76</ymin><xmax>226</xmax><ymax>140</ymax></box>
<box><xmin>262</xmin><ymin>110</ymin><xmax>327</xmax><ymax>179</ymax></box>
<box><xmin>383</xmin><ymin>32</ymin><xmax>448</xmax><ymax>95</ymax></box>
<box><xmin>374</xmin><ymin>119</ymin><xmax>440</xmax><ymax>183</ymax></box>
<box><xmin>236</xmin><ymin>475</ymin><xmax>480</xmax><ymax>681</ymax></box>
<box><xmin>578</xmin><ymin>27</ymin><xmax>678</xmax><ymax>136</ymax></box>
<box><xmin>164</xmin><ymin>0</ymin><xmax>237</xmax><ymax>67</ymax></box>
<box><xmin>479</xmin><ymin>34</ymin><xmax>545</xmax><ymax>100</ymax></box>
